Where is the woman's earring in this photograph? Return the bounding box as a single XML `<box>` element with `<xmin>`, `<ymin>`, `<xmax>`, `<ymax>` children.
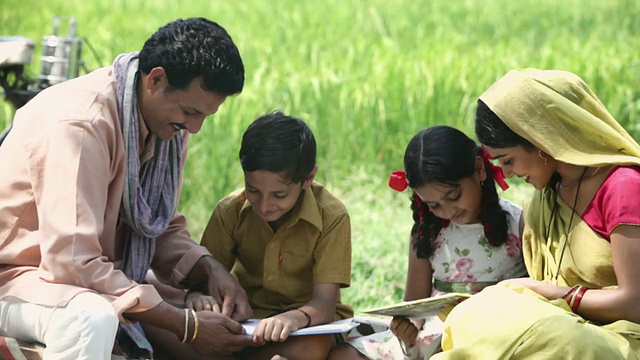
<box><xmin>538</xmin><ymin>150</ymin><xmax>548</xmax><ymax>166</ymax></box>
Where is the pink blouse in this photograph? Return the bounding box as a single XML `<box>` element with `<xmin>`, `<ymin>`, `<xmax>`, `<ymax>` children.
<box><xmin>582</xmin><ymin>166</ymin><xmax>640</xmax><ymax>241</ymax></box>
<box><xmin>0</xmin><ymin>66</ymin><xmax>210</xmax><ymax>318</ymax></box>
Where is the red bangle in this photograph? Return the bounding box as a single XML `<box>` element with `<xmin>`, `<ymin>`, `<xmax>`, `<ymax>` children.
<box><xmin>562</xmin><ymin>286</ymin><xmax>578</xmax><ymax>301</ymax></box>
<box><xmin>571</xmin><ymin>286</ymin><xmax>588</xmax><ymax>313</ymax></box>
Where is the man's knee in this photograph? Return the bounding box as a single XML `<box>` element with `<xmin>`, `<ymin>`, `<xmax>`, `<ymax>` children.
<box><xmin>48</xmin><ymin>293</ymin><xmax>118</xmax><ymax>344</ymax></box>
<box><xmin>68</xmin><ymin>292</ymin><xmax>118</xmax><ymax>330</ymax></box>
<box><xmin>44</xmin><ymin>293</ymin><xmax>118</xmax><ymax>359</ymax></box>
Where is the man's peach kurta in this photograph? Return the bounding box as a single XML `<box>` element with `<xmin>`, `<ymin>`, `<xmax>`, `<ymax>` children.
<box><xmin>0</xmin><ymin>66</ymin><xmax>210</xmax><ymax>317</ymax></box>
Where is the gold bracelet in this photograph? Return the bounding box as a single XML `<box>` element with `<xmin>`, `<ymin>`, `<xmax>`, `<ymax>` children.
<box><xmin>189</xmin><ymin>309</ymin><xmax>199</xmax><ymax>342</ymax></box>
<box><xmin>181</xmin><ymin>308</ymin><xmax>190</xmax><ymax>344</ymax></box>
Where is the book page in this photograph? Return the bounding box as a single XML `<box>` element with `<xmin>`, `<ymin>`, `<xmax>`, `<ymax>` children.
<box><xmin>242</xmin><ymin>318</ymin><xmax>359</xmax><ymax>337</ymax></box>
<box><xmin>362</xmin><ymin>293</ymin><xmax>471</xmax><ymax>317</ymax></box>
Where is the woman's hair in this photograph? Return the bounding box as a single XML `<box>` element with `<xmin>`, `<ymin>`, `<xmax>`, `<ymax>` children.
<box><xmin>475</xmin><ymin>99</ymin><xmax>534</xmax><ymax>149</ymax></box>
<box><xmin>239</xmin><ymin>111</ymin><xmax>316</xmax><ymax>184</ymax></box>
<box><xmin>404</xmin><ymin>125</ymin><xmax>508</xmax><ymax>258</ymax></box>
<box><xmin>475</xmin><ymin>99</ymin><xmax>562</xmax><ymax>187</ymax></box>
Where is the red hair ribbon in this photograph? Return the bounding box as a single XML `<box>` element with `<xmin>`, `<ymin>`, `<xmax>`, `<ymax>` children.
<box><xmin>482</xmin><ymin>147</ymin><xmax>509</xmax><ymax>191</ymax></box>
<box><xmin>389</xmin><ymin>170</ymin><xmax>408</xmax><ymax>192</ymax></box>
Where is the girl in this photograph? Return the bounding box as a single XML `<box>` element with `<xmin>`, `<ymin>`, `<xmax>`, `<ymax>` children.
<box><xmin>329</xmin><ymin>125</ymin><xmax>526</xmax><ymax>360</ymax></box>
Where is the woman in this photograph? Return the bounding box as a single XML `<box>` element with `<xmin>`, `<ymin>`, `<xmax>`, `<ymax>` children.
<box><xmin>432</xmin><ymin>69</ymin><xmax>640</xmax><ymax>359</ymax></box>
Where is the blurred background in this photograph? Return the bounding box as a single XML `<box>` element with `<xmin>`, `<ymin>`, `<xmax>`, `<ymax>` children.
<box><xmin>1</xmin><ymin>0</ymin><xmax>639</xmax><ymax>311</ymax></box>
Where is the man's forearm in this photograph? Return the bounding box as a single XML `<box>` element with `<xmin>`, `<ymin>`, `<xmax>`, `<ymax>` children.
<box><xmin>124</xmin><ymin>301</ymin><xmax>184</xmax><ymax>338</ymax></box>
<box><xmin>187</xmin><ymin>255</ymin><xmax>229</xmax><ymax>284</ymax></box>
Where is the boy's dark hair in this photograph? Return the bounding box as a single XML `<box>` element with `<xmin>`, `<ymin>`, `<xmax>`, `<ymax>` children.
<box><xmin>239</xmin><ymin>111</ymin><xmax>316</xmax><ymax>184</ymax></box>
<box><xmin>138</xmin><ymin>17</ymin><xmax>244</xmax><ymax>96</ymax></box>
<box><xmin>404</xmin><ymin>125</ymin><xmax>508</xmax><ymax>258</ymax></box>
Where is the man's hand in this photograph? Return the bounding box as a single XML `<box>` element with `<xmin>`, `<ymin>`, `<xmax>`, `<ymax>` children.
<box><xmin>189</xmin><ymin>256</ymin><xmax>253</xmax><ymax>321</ymax></box>
<box><xmin>186</xmin><ymin>291</ymin><xmax>218</xmax><ymax>312</ymax></box>
<box><xmin>190</xmin><ymin>311</ymin><xmax>256</xmax><ymax>356</ymax></box>
<box><xmin>390</xmin><ymin>316</ymin><xmax>419</xmax><ymax>347</ymax></box>
<box><xmin>205</xmin><ymin>262</ymin><xmax>252</xmax><ymax>321</ymax></box>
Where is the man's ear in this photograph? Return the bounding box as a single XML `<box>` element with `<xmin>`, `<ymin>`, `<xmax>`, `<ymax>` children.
<box><xmin>142</xmin><ymin>67</ymin><xmax>168</xmax><ymax>94</ymax></box>
<box><xmin>302</xmin><ymin>166</ymin><xmax>318</xmax><ymax>190</ymax></box>
<box><xmin>475</xmin><ymin>156</ymin><xmax>487</xmax><ymax>182</ymax></box>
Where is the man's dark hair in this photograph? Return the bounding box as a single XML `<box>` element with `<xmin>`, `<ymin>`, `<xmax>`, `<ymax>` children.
<box><xmin>138</xmin><ymin>17</ymin><xmax>244</xmax><ymax>95</ymax></box>
<box><xmin>240</xmin><ymin>111</ymin><xmax>317</xmax><ymax>184</ymax></box>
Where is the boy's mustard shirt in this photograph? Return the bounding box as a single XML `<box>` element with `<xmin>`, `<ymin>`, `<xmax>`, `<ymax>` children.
<box><xmin>201</xmin><ymin>181</ymin><xmax>353</xmax><ymax>319</ymax></box>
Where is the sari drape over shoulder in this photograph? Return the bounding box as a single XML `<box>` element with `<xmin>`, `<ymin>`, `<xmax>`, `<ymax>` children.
<box><xmin>433</xmin><ymin>69</ymin><xmax>640</xmax><ymax>359</ymax></box>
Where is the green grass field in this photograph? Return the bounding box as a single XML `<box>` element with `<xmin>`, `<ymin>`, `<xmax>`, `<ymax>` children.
<box><xmin>1</xmin><ymin>0</ymin><xmax>639</xmax><ymax>311</ymax></box>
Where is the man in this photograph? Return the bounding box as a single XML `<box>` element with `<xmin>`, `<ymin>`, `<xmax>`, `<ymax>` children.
<box><xmin>0</xmin><ymin>17</ymin><xmax>254</xmax><ymax>359</ymax></box>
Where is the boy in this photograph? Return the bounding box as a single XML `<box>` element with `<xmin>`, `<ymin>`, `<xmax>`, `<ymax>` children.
<box><xmin>195</xmin><ymin>111</ymin><xmax>353</xmax><ymax>359</ymax></box>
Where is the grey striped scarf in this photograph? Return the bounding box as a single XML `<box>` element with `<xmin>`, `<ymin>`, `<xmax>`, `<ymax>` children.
<box><xmin>113</xmin><ymin>51</ymin><xmax>183</xmax><ymax>358</ymax></box>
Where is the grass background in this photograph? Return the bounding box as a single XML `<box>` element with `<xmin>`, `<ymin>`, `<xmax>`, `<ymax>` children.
<box><xmin>2</xmin><ymin>0</ymin><xmax>639</xmax><ymax>311</ymax></box>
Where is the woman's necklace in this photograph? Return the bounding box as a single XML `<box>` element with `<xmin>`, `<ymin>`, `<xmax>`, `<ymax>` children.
<box><xmin>549</xmin><ymin>166</ymin><xmax>588</xmax><ymax>285</ymax></box>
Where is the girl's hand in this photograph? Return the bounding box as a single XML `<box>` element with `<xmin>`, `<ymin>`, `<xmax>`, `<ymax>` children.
<box><xmin>252</xmin><ymin>314</ymin><xmax>297</xmax><ymax>343</ymax></box>
<box><xmin>185</xmin><ymin>291</ymin><xmax>220</xmax><ymax>312</ymax></box>
<box><xmin>390</xmin><ymin>316</ymin><xmax>419</xmax><ymax>347</ymax></box>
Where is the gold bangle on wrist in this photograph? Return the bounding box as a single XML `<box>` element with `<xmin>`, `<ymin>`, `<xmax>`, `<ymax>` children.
<box><xmin>189</xmin><ymin>309</ymin><xmax>199</xmax><ymax>342</ymax></box>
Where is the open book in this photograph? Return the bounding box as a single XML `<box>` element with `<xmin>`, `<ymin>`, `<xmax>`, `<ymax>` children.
<box><xmin>362</xmin><ymin>292</ymin><xmax>471</xmax><ymax>318</ymax></box>
<box><xmin>241</xmin><ymin>318</ymin><xmax>359</xmax><ymax>337</ymax></box>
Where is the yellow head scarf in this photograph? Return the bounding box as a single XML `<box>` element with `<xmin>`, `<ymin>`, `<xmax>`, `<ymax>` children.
<box><xmin>479</xmin><ymin>69</ymin><xmax>640</xmax><ymax>166</ymax></box>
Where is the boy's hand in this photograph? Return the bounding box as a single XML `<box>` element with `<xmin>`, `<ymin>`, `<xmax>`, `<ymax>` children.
<box><xmin>390</xmin><ymin>316</ymin><xmax>419</xmax><ymax>347</ymax></box>
<box><xmin>252</xmin><ymin>315</ymin><xmax>297</xmax><ymax>343</ymax></box>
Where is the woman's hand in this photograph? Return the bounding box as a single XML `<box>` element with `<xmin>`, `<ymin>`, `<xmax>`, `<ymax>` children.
<box><xmin>390</xmin><ymin>316</ymin><xmax>419</xmax><ymax>347</ymax></box>
<box><xmin>252</xmin><ymin>314</ymin><xmax>297</xmax><ymax>343</ymax></box>
<box><xmin>499</xmin><ymin>277</ymin><xmax>543</xmax><ymax>290</ymax></box>
<box><xmin>499</xmin><ymin>278</ymin><xmax>569</xmax><ymax>300</ymax></box>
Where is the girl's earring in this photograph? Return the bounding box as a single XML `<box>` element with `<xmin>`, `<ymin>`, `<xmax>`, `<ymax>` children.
<box><xmin>538</xmin><ymin>150</ymin><xmax>548</xmax><ymax>166</ymax></box>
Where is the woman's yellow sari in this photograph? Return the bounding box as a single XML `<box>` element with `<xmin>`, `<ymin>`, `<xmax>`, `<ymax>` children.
<box><xmin>433</xmin><ymin>69</ymin><xmax>640</xmax><ymax>359</ymax></box>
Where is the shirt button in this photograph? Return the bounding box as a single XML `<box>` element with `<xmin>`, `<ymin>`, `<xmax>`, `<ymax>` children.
<box><xmin>269</xmin><ymin>243</ymin><xmax>275</xmax><ymax>248</ymax></box>
<box><xmin>267</xmin><ymin>274</ymin><xmax>273</xmax><ymax>281</ymax></box>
